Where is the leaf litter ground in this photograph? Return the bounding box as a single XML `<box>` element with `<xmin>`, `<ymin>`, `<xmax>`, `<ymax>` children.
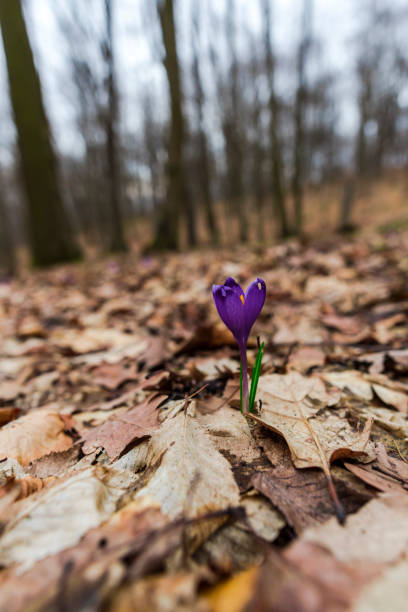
<box><xmin>1</xmin><ymin>233</ymin><xmax>408</xmax><ymax>610</ymax></box>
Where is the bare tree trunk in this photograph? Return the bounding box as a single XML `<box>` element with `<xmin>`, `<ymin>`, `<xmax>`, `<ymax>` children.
<box><xmin>225</xmin><ymin>0</ymin><xmax>248</xmax><ymax>243</ymax></box>
<box><xmin>0</xmin><ymin>0</ymin><xmax>80</xmax><ymax>266</ymax></box>
<box><xmin>0</xmin><ymin>174</ymin><xmax>14</xmax><ymax>276</ymax></box>
<box><xmin>105</xmin><ymin>0</ymin><xmax>127</xmax><ymax>253</ymax></box>
<box><xmin>292</xmin><ymin>0</ymin><xmax>313</xmax><ymax>236</ymax></box>
<box><xmin>262</xmin><ymin>0</ymin><xmax>290</xmax><ymax>238</ymax></box>
<box><xmin>152</xmin><ymin>0</ymin><xmax>195</xmax><ymax>250</ymax></box>
<box><xmin>249</xmin><ymin>37</ymin><xmax>265</xmax><ymax>242</ymax></box>
<box><xmin>355</xmin><ymin>63</ymin><xmax>371</xmax><ymax>179</ymax></box>
<box><xmin>191</xmin><ymin>5</ymin><xmax>219</xmax><ymax>245</ymax></box>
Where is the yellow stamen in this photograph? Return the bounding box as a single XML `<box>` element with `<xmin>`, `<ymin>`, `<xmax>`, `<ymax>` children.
<box><xmin>240</xmin><ymin>294</ymin><xmax>245</xmax><ymax>305</ymax></box>
<box><xmin>258</xmin><ymin>282</ymin><xmax>262</xmax><ymax>290</ymax></box>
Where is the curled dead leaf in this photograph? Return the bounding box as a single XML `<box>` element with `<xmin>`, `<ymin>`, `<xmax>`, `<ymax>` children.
<box><xmin>251</xmin><ymin>373</ymin><xmax>373</xmax><ymax>471</ymax></box>
<box><xmin>0</xmin><ymin>408</ymin><xmax>73</xmax><ymax>466</ymax></box>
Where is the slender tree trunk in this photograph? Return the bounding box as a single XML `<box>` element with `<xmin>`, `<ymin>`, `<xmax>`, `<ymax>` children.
<box><xmin>0</xmin><ymin>0</ymin><xmax>80</xmax><ymax>266</ymax></box>
<box><xmin>198</xmin><ymin>130</ymin><xmax>219</xmax><ymax>244</ymax></box>
<box><xmin>191</xmin><ymin>6</ymin><xmax>219</xmax><ymax>245</ymax></box>
<box><xmin>152</xmin><ymin>0</ymin><xmax>195</xmax><ymax>250</ymax></box>
<box><xmin>226</xmin><ymin>0</ymin><xmax>248</xmax><ymax>243</ymax></box>
<box><xmin>292</xmin><ymin>0</ymin><xmax>312</xmax><ymax>237</ymax></box>
<box><xmin>355</xmin><ymin>61</ymin><xmax>373</xmax><ymax>179</ymax></box>
<box><xmin>0</xmin><ymin>178</ymin><xmax>14</xmax><ymax>276</ymax></box>
<box><xmin>105</xmin><ymin>0</ymin><xmax>127</xmax><ymax>253</ymax></box>
<box><xmin>338</xmin><ymin>177</ymin><xmax>355</xmax><ymax>233</ymax></box>
<box><xmin>262</xmin><ymin>0</ymin><xmax>290</xmax><ymax>238</ymax></box>
<box><xmin>254</xmin><ymin>146</ymin><xmax>265</xmax><ymax>243</ymax></box>
<box><xmin>249</xmin><ymin>39</ymin><xmax>265</xmax><ymax>243</ymax></box>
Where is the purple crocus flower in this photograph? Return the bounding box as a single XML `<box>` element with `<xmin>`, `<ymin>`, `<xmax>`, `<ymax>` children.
<box><xmin>212</xmin><ymin>277</ymin><xmax>266</xmax><ymax>412</ymax></box>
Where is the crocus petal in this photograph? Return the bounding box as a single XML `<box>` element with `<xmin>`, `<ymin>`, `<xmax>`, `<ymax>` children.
<box><xmin>224</xmin><ymin>277</ymin><xmax>245</xmax><ymax>300</ymax></box>
<box><xmin>212</xmin><ymin>284</ymin><xmax>245</xmax><ymax>343</ymax></box>
<box><xmin>244</xmin><ymin>278</ymin><xmax>266</xmax><ymax>337</ymax></box>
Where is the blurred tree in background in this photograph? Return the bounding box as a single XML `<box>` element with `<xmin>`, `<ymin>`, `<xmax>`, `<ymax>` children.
<box><xmin>152</xmin><ymin>0</ymin><xmax>193</xmax><ymax>250</ymax></box>
<box><xmin>262</xmin><ymin>0</ymin><xmax>289</xmax><ymax>239</ymax></box>
<box><xmin>0</xmin><ymin>169</ymin><xmax>14</xmax><ymax>276</ymax></box>
<box><xmin>0</xmin><ymin>0</ymin><xmax>80</xmax><ymax>266</ymax></box>
<box><xmin>0</xmin><ymin>0</ymin><xmax>408</xmax><ymax>270</ymax></box>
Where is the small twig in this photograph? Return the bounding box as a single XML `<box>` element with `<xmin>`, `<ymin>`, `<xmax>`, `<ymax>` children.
<box><xmin>188</xmin><ymin>383</ymin><xmax>208</xmax><ymax>399</ymax></box>
<box><xmin>394</xmin><ymin>440</ymin><xmax>408</xmax><ymax>464</ymax></box>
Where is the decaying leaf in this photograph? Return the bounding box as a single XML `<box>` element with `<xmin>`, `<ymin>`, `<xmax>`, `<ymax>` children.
<box><xmin>134</xmin><ymin>404</ymin><xmax>240</xmax><ymax>547</ymax></box>
<box><xmin>240</xmin><ymin>493</ymin><xmax>284</xmax><ymax>541</ymax></box>
<box><xmin>108</xmin><ymin>571</ymin><xmax>208</xmax><ymax>612</ymax></box>
<box><xmin>0</xmin><ymin>499</ymin><xmax>168</xmax><ymax>612</ymax></box>
<box><xmin>81</xmin><ymin>394</ymin><xmax>165</xmax><ymax>460</ymax></box>
<box><xmin>0</xmin><ymin>407</ymin><xmax>73</xmax><ymax>466</ymax></box>
<box><xmin>323</xmin><ymin>370</ymin><xmax>374</xmax><ymax>401</ymax></box>
<box><xmin>248</xmin><ymin>492</ymin><xmax>408</xmax><ymax>612</ymax></box>
<box><xmin>302</xmin><ymin>492</ymin><xmax>408</xmax><ymax>564</ymax></box>
<box><xmin>353</xmin><ymin>557</ymin><xmax>408</xmax><ymax>612</ymax></box>
<box><xmin>188</xmin><ymin>355</ymin><xmax>238</xmax><ymax>380</ymax></box>
<box><xmin>251</xmin><ymin>373</ymin><xmax>373</xmax><ymax>471</ymax></box>
<box><xmin>375</xmin><ymin>442</ymin><xmax>408</xmax><ymax>483</ymax></box>
<box><xmin>204</xmin><ymin>567</ymin><xmax>258</xmax><ymax>612</ymax></box>
<box><xmin>90</xmin><ymin>359</ymin><xmax>140</xmax><ymax>390</ymax></box>
<box><xmin>323</xmin><ymin>370</ymin><xmax>408</xmax><ymax>413</ymax></box>
<box><xmin>344</xmin><ymin>461</ymin><xmax>406</xmax><ymax>495</ymax></box>
<box><xmin>252</xmin><ymin>430</ymin><xmax>374</xmax><ymax>532</ymax></box>
<box><xmin>197</xmin><ymin>405</ymin><xmax>261</xmax><ymax>464</ymax></box>
<box><xmin>372</xmin><ymin>383</ymin><xmax>408</xmax><ymax>414</ymax></box>
<box><xmin>2</xmin><ymin>229</ymin><xmax>408</xmax><ymax>609</ymax></box>
<box><xmin>247</xmin><ymin>546</ymin><xmax>363</xmax><ymax>612</ymax></box>
<box><xmin>0</xmin><ymin>465</ymin><xmax>131</xmax><ymax>571</ymax></box>
<box><xmin>287</xmin><ymin>346</ymin><xmax>326</xmax><ymax>372</ymax></box>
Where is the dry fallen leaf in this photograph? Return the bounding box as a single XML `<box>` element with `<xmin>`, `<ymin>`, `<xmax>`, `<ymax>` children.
<box><xmin>375</xmin><ymin>442</ymin><xmax>408</xmax><ymax>483</ymax></box>
<box><xmin>248</xmin><ymin>492</ymin><xmax>408</xmax><ymax>612</ymax></box>
<box><xmin>0</xmin><ymin>407</ymin><xmax>73</xmax><ymax>466</ymax></box>
<box><xmin>372</xmin><ymin>383</ymin><xmax>408</xmax><ymax>414</ymax></box>
<box><xmin>323</xmin><ymin>370</ymin><xmax>408</xmax><ymax>413</ymax></box>
<box><xmin>302</xmin><ymin>492</ymin><xmax>408</xmax><ymax>564</ymax></box>
<box><xmin>90</xmin><ymin>359</ymin><xmax>140</xmax><ymax>390</ymax></box>
<box><xmin>0</xmin><ymin>499</ymin><xmax>168</xmax><ymax>612</ymax></box>
<box><xmin>108</xmin><ymin>571</ymin><xmax>207</xmax><ymax>612</ymax></box>
<box><xmin>134</xmin><ymin>403</ymin><xmax>240</xmax><ymax>547</ymax></box>
<box><xmin>253</xmin><ymin>430</ymin><xmax>374</xmax><ymax>532</ymax></box>
<box><xmin>197</xmin><ymin>405</ymin><xmax>261</xmax><ymax>464</ymax></box>
<box><xmin>247</xmin><ymin>546</ymin><xmax>363</xmax><ymax>612</ymax></box>
<box><xmin>80</xmin><ymin>394</ymin><xmax>165</xmax><ymax>460</ymax></box>
<box><xmin>344</xmin><ymin>462</ymin><xmax>406</xmax><ymax>495</ymax></box>
<box><xmin>323</xmin><ymin>370</ymin><xmax>374</xmax><ymax>401</ymax></box>
<box><xmin>251</xmin><ymin>373</ymin><xmax>373</xmax><ymax>471</ymax></box>
<box><xmin>353</xmin><ymin>557</ymin><xmax>408</xmax><ymax>612</ymax></box>
<box><xmin>204</xmin><ymin>566</ymin><xmax>258</xmax><ymax>612</ymax></box>
<box><xmin>2</xmin><ymin>231</ymin><xmax>408</xmax><ymax>609</ymax></box>
<box><xmin>0</xmin><ymin>465</ymin><xmax>133</xmax><ymax>571</ymax></box>
<box><xmin>287</xmin><ymin>346</ymin><xmax>326</xmax><ymax>372</ymax></box>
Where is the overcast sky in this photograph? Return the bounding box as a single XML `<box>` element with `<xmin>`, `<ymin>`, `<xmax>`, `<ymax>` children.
<box><xmin>0</xmin><ymin>0</ymin><xmax>406</xmax><ymax>164</ymax></box>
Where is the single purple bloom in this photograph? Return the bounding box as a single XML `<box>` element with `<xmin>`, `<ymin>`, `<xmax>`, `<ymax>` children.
<box><xmin>212</xmin><ymin>277</ymin><xmax>266</xmax><ymax>412</ymax></box>
<box><xmin>212</xmin><ymin>277</ymin><xmax>266</xmax><ymax>347</ymax></box>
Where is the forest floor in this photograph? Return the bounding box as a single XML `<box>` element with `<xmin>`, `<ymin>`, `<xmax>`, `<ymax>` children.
<box><xmin>1</xmin><ymin>224</ymin><xmax>408</xmax><ymax>611</ymax></box>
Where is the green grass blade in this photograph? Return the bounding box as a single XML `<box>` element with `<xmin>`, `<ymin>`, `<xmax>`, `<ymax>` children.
<box><xmin>249</xmin><ymin>341</ymin><xmax>264</xmax><ymax>412</ymax></box>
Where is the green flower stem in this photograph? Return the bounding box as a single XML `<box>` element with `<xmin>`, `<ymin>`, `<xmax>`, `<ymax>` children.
<box><xmin>239</xmin><ymin>344</ymin><xmax>249</xmax><ymax>414</ymax></box>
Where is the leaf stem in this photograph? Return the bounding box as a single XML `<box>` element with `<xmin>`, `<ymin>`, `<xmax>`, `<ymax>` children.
<box><xmin>327</xmin><ymin>475</ymin><xmax>346</xmax><ymax>525</ymax></box>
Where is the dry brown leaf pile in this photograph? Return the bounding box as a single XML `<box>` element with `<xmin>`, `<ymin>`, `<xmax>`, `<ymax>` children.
<box><xmin>0</xmin><ymin>232</ymin><xmax>408</xmax><ymax>610</ymax></box>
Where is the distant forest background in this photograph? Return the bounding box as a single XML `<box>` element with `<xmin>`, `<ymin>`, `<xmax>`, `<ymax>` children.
<box><xmin>1</xmin><ymin>0</ymin><xmax>408</xmax><ymax>272</ymax></box>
